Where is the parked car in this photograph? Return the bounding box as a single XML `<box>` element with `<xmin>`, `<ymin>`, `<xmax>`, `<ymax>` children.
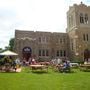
<box><xmin>70</xmin><ymin>63</ymin><xmax>79</xmax><ymax>68</ymax></box>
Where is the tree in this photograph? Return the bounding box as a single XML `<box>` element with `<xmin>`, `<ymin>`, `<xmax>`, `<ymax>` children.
<box><xmin>0</xmin><ymin>48</ymin><xmax>3</xmax><ymax>53</ymax></box>
<box><xmin>4</xmin><ymin>46</ymin><xmax>10</xmax><ymax>51</ymax></box>
<box><xmin>9</xmin><ymin>38</ymin><xmax>15</xmax><ymax>51</ymax></box>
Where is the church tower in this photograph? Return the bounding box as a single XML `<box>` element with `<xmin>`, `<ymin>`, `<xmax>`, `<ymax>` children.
<box><xmin>67</xmin><ymin>2</ymin><xmax>90</xmax><ymax>62</ymax></box>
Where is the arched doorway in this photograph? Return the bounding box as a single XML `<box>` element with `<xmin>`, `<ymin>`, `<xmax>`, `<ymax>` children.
<box><xmin>22</xmin><ymin>47</ymin><xmax>32</xmax><ymax>61</ymax></box>
<box><xmin>84</xmin><ymin>49</ymin><xmax>90</xmax><ymax>62</ymax></box>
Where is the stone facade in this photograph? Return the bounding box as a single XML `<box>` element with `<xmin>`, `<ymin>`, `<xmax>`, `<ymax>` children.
<box><xmin>67</xmin><ymin>2</ymin><xmax>90</xmax><ymax>61</ymax></box>
<box><xmin>15</xmin><ymin>2</ymin><xmax>90</xmax><ymax>62</ymax></box>
<box><xmin>15</xmin><ymin>30</ymin><xmax>69</xmax><ymax>61</ymax></box>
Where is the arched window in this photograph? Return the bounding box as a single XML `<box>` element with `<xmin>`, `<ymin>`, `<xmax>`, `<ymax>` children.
<box><xmin>80</xmin><ymin>13</ymin><xmax>84</xmax><ymax>23</ymax></box>
<box><xmin>85</xmin><ymin>14</ymin><xmax>88</xmax><ymax>24</ymax></box>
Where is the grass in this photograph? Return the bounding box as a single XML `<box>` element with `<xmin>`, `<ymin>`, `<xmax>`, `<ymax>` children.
<box><xmin>0</xmin><ymin>67</ymin><xmax>90</xmax><ymax>90</ymax></box>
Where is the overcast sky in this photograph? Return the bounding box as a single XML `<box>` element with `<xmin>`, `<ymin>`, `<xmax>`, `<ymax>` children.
<box><xmin>0</xmin><ymin>0</ymin><xmax>90</xmax><ymax>49</ymax></box>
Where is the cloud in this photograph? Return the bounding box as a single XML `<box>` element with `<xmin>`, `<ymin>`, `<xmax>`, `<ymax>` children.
<box><xmin>0</xmin><ymin>0</ymin><xmax>90</xmax><ymax>49</ymax></box>
<box><xmin>0</xmin><ymin>7</ymin><xmax>19</xmax><ymax>48</ymax></box>
<box><xmin>15</xmin><ymin>0</ymin><xmax>67</xmax><ymax>32</ymax></box>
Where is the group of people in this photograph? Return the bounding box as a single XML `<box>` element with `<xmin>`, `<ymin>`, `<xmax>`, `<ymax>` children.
<box><xmin>0</xmin><ymin>56</ymin><xmax>71</xmax><ymax>72</ymax></box>
<box><xmin>51</xmin><ymin>58</ymin><xmax>71</xmax><ymax>73</ymax></box>
<box><xmin>0</xmin><ymin>56</ymin><xmax>24</xmax><ymax>72</ymax></box>
<box><xmin>23</xmin><ymin>57</ymin><xmax>36</xmax><ymax>66</ymax></box>
<box><xmin>0</xmin><ymin>56</ymin><xmax>18</xmax><ymax>72</ymax></box>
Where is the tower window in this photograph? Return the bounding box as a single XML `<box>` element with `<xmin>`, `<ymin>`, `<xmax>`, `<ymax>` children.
<box><xmin>83</xmin><ymin>34</ymin><xmax>88</xmax><ymax>41</ymax></box>
<box><xmin>86</xmin><ymin>34</ymin><xmax>88</xmax><ymax>41</ymax></box>
<box><xmin>71</xmin><ymin>43</ymin><xmax>73</xmax><ymax>50</ymax></box>
<box><xmin>69</xmin><ymin>16</ymin><xmax>71</xmax><ymax>27</ymax></box>
<box><xmin>80</xmin><ymin>13</ymin><xmax>84</xmax><ymax>23</ymax></box>
<box><xmin>83</xmin><ymin>34</ymin><xmax>85</xmax><ymax>41</ymax></box>
<box><xmin>85</xmin><ymin>14</ymin><xmax>88</xmax><ymax>24</ymax></box>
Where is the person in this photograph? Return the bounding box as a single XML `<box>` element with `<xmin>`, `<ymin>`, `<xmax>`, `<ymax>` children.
<box><xmin>84</xmin><ymin>61</ymin><xmax>88</xmax><ymax>64</ymax></box>
<box><xmin>31</xmin><ymin>58</ymin><xmax>36</xmax><ymax>65</ymax></box>
<box><xmin>15</xmin><ymin>58</ymin><xmax>21</xmax><ymax>68</ymax></box>
<box><xmin>60</xmin><ymin>60</ymin><xmax>71</xmax><ymax>73</ymax></box>
<box><xmin>28</xmin><ymin>57</ymin><xmax>32</xmax><ymax>65</ymax></box>
<box><xmin>22</xmin><ymin>58</ymin><xmax>26</xmax><ymax>66</ymax></box>
<box><xmin>88</xmin><ymin>58</ymin><xmax>90</xmax><ymax>64</ymax></box>
<box><xmin>12</xmin><ymin>60</ymin><xmax>17</xmax><ymax>71</ymax></box>
<box><xmin>57</xmin><ymin>58</ymin><xmax>62</xmax><ymax>64</ymax></box>
<box><xmin>25</xmin><ymin>61</ymin><xmax>30</xmax><ymax>66</ymax></box>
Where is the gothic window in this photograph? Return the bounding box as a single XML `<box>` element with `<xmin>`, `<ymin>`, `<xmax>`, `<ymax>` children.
<box><xmin>83</xmin><ymin>34</ymin><xmax>88</xmax><ymax>41</ymax></box>
<box><xmin>69</xmin><ymin>16</ymin><xmax>71</xmax><ymax>27</ymax></box>
<box><xmin>86</xmin><ymin>34</ymin><xmax>88</xmax><ymax>41</ymax></box>
<box><xmin>46</xmin><ymin>37</ymin><xmax>48</xmax><ymax>42</ymax></box>
<box><xmin>71</xmin><ymin>15</ymin><xmax>73</xmax><ymax>26</ymax></box>
<box><xmin>46</xmin><ymin>50</ymin><xmax>49</xmax><ymax>56</ymax></box>
<box><xmin>42</xmin><ymin>49</ymin><xmax>45</xmax><ymax>56</ymax></box>
<box><xmin>60</xmin><ymin>50</ymin><xmax>62</xmax><ymax>57</ymax></box>
<box><xmin>60</xmin><ymin>38</ymin><xmax>62</xmax><ymax>43</ymax></box>
<box><xmin>80</xmin><ymin>13</ymin><xmax>84</xmax><ymax>23</ymax></box>
<box><xmin>42</xmin><ymin>37</ymin><xmax>46</xmax><ymax>43</ymax></box>
<box><xmin>39</xmin><ymin>49</ymin><xmax>41</xmax><ymax>56</ymax></box>
<box><xmin>56</xmin><ymin>38</ymin><xmax>59</xmax><ymax>43</ymax></box>
<box><xmin>63</xmin><ymin>38</ymin><xmax>65</xmax><ymax>43</ymax></box>
<box><xmin>85</xmin><ymin>14</ymin><xmax>88</xmax><ymax>24</ymax></box>
<box><xmin>45</xmin><ymin>37</ymin><xmax>46</xmax><ymax>43</ymax></box>
<box><xmin>83</xmin><ymin>34</ymin><xmax>85</xmax><ymax>41</ymax></box>
<box><xmin>39</xmin><ymin>37</ymin><xmax>41</xmax><ymax>42</ymax></box>
<box><xmin>56</xmin><ymin>50</ymin><xmax>59</xmax><ymax>56</ymax></box>
<box><xmin>63</xmin><ymin>50</ymin><xmax>66</xmax><ymax>56</ymax></box>
<box><xmin>71</xmin><ymin>43</ymin><xmax>73</xmax><ymax>50</ymax></box>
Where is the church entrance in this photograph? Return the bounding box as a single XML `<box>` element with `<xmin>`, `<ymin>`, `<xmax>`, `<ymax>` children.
<box><xmin>22</xmin><ymin>47</ymin><xmax>32</xmax><ymax>61</ymax></box>
<box><xmin>84</xmin><ymin>49</ymin><xmax>90</xmax><ymax>62</ymax></box>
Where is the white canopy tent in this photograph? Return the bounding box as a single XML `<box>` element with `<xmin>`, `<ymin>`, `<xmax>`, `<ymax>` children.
<box><xmin>0</xmin><ymin>50</ymin><xmax>18</xmax><ymax>56</ymax></box>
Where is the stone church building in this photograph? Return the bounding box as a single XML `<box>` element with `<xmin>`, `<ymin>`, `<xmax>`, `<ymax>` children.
<box><xmin>15</xmin><ymin>2</ymin><xmax>90</xmax><ymax>62</ymax></box>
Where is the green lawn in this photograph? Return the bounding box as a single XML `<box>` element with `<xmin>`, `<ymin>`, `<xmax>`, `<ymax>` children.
<box><xmin>0</xmin><ymin>68</ymin><xmax>90</xmax><ymax>90</ymax></box>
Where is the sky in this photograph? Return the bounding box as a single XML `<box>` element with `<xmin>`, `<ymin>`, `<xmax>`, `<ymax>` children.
<box><xmin>0</xmin><ymin>0</ymin><xmax>90</xmax><ymax>49</ymax></box>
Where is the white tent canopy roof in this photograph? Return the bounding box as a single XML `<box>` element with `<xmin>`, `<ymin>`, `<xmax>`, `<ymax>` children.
<box><xmin>0</xmin><ymin>50</ymin><xmax>18</xmax><ymax>56</ymax></box>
